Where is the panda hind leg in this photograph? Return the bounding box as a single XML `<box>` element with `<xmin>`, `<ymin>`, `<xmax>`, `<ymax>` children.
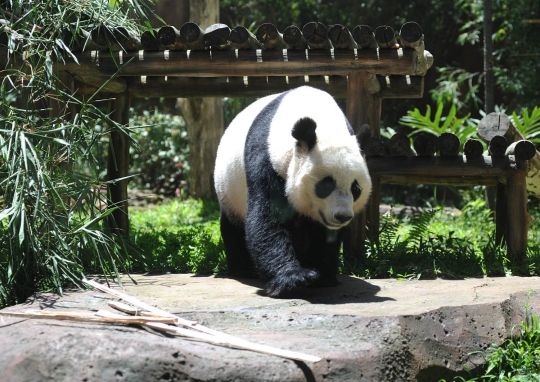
<box><xmin>220</xmin><ymin>211</ymin><xmax>256</xmax><ymax>278</ymax></box>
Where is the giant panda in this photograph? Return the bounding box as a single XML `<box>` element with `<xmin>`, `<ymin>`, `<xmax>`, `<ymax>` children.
<box><xmin>214</xmin><ymin>86</ymin><xmax>372</xmax><ymax>297</ymax></box>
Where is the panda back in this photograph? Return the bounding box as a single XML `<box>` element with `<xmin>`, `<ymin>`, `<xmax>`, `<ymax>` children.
<box><xmin>214</xmin><ymin>93</ymin><xmax>281</xmax><ymax>222</ymax></box>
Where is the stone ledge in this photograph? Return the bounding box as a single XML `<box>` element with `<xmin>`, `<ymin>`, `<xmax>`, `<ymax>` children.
<box><xmin>1</xmin><ymin>274</ymin><xmax>539</xmax><ymax>382</ymax></box>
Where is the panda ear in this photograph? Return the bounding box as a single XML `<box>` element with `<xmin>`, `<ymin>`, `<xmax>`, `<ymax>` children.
<box><xmin>292</xmin><ymin>117</ymin><xmax>317</xmax><ymax>151</ymax></box>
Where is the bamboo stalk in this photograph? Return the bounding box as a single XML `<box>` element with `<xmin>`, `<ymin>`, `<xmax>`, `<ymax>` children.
<box><xmin>0</xmin><ymin>309</ymin><xmax>176</xmax><ymax>325</ymax></box>
<box><xmin>146</xmin><ymin>322</ymin><xmax>321</xmax><ymax>363</ymax></box>
<box><xmin>83</xmin><ymin>279</ymin><xmax>193</xmax><ymax>323</ymax></box>
<box><xmin>83</xmin><ymin>279</ymin><xmax>321</xmax><ymax>362</ymax></box>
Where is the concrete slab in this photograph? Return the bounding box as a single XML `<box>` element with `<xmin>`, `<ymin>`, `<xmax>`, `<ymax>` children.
<box><xmin>1</xmin><ymin>274</ymin><xmax>539</xmax><ymax>382</ymax></box>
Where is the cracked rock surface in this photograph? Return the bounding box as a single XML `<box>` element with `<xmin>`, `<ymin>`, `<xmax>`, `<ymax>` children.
<box><xmin>1</xmin><ymin>274</ymin><xmax>539</xmax><ymax>382</ymax></box>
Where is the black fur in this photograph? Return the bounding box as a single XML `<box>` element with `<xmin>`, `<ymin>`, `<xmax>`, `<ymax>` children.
<box><xmin>220</xmin><ymin>91</ymin><xmax>342</xmax><ymax>296</ymax></box>
<box><xmin>291</xmin><ymin>117</ymin><xmax>317</xmax><ymax>150</ymax></box>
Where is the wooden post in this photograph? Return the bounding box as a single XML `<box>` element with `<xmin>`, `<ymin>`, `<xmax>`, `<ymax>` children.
<box><xmin>344</xmin><ymin>71</ymin><xmax>382</xmax><ymax>258</ymax></box>
<box><xmin>107</xmin><ymin>92</ymin><xmax>130</xmax><ymax>236</ymax></box>
<box><xmin>495</xmin><ymin>182</ymin><xmax>507</xmax><ymax>247</ymax></box>
<box><xmin>506</xmin><ymin>164</ymin><xmax>529</xmax><ymax>262</ymax></box>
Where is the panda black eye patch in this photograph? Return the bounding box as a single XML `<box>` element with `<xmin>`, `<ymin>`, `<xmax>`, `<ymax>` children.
<box><xmin>315</xmin><ymin>176</ymin><xmax>336</xmax><ymax>199</ymax></box>
<box><xmin>351</xmin><ymin>180</ymin><xmax>362</xmax><ymax>201</ymax></box>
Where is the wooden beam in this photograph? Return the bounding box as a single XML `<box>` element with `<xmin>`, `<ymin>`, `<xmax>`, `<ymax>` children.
<box><xmin>343</xmin><ymin>71</ymin><xmax>382</xmax><ymax>258</ymax></box>
<box><xmin>125</xmin><ymin>75</ymin><xmax>424</xmax><ymax>99</ymax></box>
<box><xmin>57</xmin><ymin>48</ymin><xmax>419</xmax><ymax>78</ymax></box>
<box><xmin>368</xmin><ymin>155</ymin><xmax>523</xmax><ymax>179</ymax></box>
<box><xmin>379</xmin><ymin>174</ymin><xmax>499</xmax><ymax>187</ymax></box>
<box><xmin>506</xmin><ymin>167</ymin><xmax>529</xmax><ymax>262</ymax></box>
<box><xmin>107</xmin><ymin>92</ymin><xmax>131</xmax><ymax>236</ymax></box>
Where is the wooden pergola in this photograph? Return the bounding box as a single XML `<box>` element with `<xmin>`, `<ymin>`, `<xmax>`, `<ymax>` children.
<box><xmin>31</xmin><ymin>20</ymin><xmax>530</xmax><ymax>260</ymax></box>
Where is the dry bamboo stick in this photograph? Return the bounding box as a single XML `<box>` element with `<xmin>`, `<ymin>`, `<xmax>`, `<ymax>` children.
<box><xmin>83</xmin><ymin>279</ymin><xmax>195</xmax><ymax>324</ymax></box>
<box><xmin>0</xmin><ymin>309</ymin><xmax>176</xmax><ymax>325</ymax></box>
<box><xmin>85</xmin><ymin>278</ymin><xmax>255</xmax><ymax>338</ymax></box>
<box><xmin>108</xmin><ymin>301</ymin><xmax>177</xmax><ymax>319</ymax></box>
<box><xmin>146</xmin><ymin>322</ymin><xmax>322</xmax><ymax>363</ymax></box>
<box><xmin>83</xmin><ymin>279</ymin><xmax>322</xmax><ymax>363</ymax></box>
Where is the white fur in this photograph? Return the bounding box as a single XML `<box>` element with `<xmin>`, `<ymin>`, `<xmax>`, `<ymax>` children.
<box><xmin>214</xmin><ymin>93</ymin><xmax>280</xmax><ymax>222</ymax></box>
<box><xmin>214</xmin><ymin>86</ymin><xmax>372</xmax><ymax>227</ymax></box>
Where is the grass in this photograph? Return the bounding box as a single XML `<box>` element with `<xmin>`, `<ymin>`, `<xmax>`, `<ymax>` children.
<box><xmin>128</xmin><ymin>198</ymin><xmax>226</xmax><ymax>275</ymax></box>
<box><xmin>128</xmin><ymin>193</ymin><xmax>540</xmax><ymax>280</ymax></box>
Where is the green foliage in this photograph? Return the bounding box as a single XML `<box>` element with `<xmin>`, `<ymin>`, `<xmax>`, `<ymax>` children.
<box><xmin>131</xmin><ymin>226</ymin><xmax>226</xmax><ymax>274</ymax></box>
<box><xmin>345</xmin><ymin>192</ymin><xmax>514</xmax><ymax>280</ymax></box>
<box><xmin>129</xmin><ymin>198</ymin><xmax>225</xmax><ymax>275</ymax></box>
<box><xmin>511</xmin><ymin>107</ymin><xmax>540</xmax><ymax>145</ymax></box>
<box><xmin>400</xmin><ymin>103</ymin><xmax>477</xmax><ymax>144</ymax></box>
<box><xmin>448</xmin><ymin>0</ymin><xmax>540</xmax><ymax>111</ymax></box>
<box><xmin>0</xmin><ymin>0</ymin><xmax>155</xmax><ymax>307</ymax></box>
<box><xmin>129</xmin><ymin>109</ymin><xmax>190</xmax><ymax>196</ymax></box>
<box><xmin>431</xmin><ymin>67</ymin><xmax>483</xmax><ymax>110</ymax></box>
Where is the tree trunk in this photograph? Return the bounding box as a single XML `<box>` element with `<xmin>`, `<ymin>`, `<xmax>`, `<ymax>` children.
<box><xmin>179</xmin><ymin>97</ymin><xmax>224</xmax><ymax>199</ymax></box>
<box><xmin>483</xmin><ymin>0</ymin><xmax>494</xmax><ymax>114</ymax></box>
<box><xmin>181</xmin><ymin>0</ymin><xmax>223</xmax><ymax>199</ymax></box>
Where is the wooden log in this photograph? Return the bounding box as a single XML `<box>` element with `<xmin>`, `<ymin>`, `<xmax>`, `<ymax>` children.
<box><xmin>140</xmin><ymin>30</ymin><xmax>163</xmax><ymax>51</ymax></box>
<box><xmin>388</xmin><ymin>133</ymin><xmax>414</xmax><ymax>157</ymax></box>
<box><xmin>399</xmin><ymin>21</ymin><xmax>423</xmax><ymax>49</ymax></box>
<box><xmin>505</xmin><ymin>140</ymin><xmax>536</xmax><ymax>161</ymax></box>
<box><xmin>328</xmin><ymin>24</ymin><xmax>357</xmax><ymax>49</ymax></box>
<box><xmin>463</xmin><ymin>138</ymin><xmax>484</xmax><ymax>160</ymax></box>
<box><xmin>60</xmin><ymin>48</ymin><xmax>417</xmax><ymax>77</ymax></box>
<box><xmin>204</xmin><ymin>23</ymin><xmax>231</xmax><ymax>49</ymax></box>
<box><xmin>61</xmin><ymin>28</ymin><xmax>98</xmax><ymax>52</ymax></box>
<box><xmin>283</xmin><ymin>25</ymin><xmax>308</xmax><ymax>49</ymax></box>
<box><xmin>437</xmin><ymin>132</ymin><xmax>461</xmax><ymax>156</ymax></box>
<box><xmin>256</xmin><ymin>23</ymin><xmax>288</xmax><ymax>49</ymax></box>
<box><xmin>368</xmin><ymin>155</ymin><xmax>524</xmax><ymax>179</ymax></box>
<box><xmin>495</xmin><ymin>182</ymin><xmax>508</xmax><ymax>247</ymax></box>
<box><xmin>413</xmin><ymin>133</ymin><xmax>436</xmax><ymax>156</ymax></box>
<box><xmin>302</xmin><ymin>22</ymin><xmax>333</xmax><ymax>49</ymax></box>
<box><xmin>112</xmin><ymin>26</ymin><xmax>142</xmax><ymax>51</ymax></box>
<box><xmin>477</xmin><ymin>112</ymin><xmax>521</xmax><ymax>142</ymax></box>
<box><xmin>366</xmin><ymin>136</ymin><xmax>387</xmax><ymax>156</ymax></box>
<box><xmin>179</xmin><ymin>22</ymin><xmax>207</xmax><ymax>50</ymax></box>
<box><xmin>506</xmin><ymin>167</ymin><xmax>529</xmax><ymax>261</ymax></box>
<box><xmin>90</xmin><ymin>24</ymin><xmax>115</xmax><ymax>50</ymax></box>
<box><xmin>352</xmin><ymin>25</ymin><xmax>377</xmax><ymax>49</ymax></box>
<box><xmin>477</xmin><ymin>112</ymin><xmax>540</xmax><ymax>197</ymax></box>
<box><xmin>488</xmin><ymin>135</ymin><xmax>508</xmax><ymax>157</ymax></box>
<box><xmin>107</xmin><ymin>92</ymin><xmax>130</xmax><ymax>236</ymax></box>
<box><xmin>378</xmin><ymin>174</ymin><xmax>500</xmax><ymax>187</ymax></box>
<box><xmin>344</xmin><ymin>71</ymin><xmax>382</xmax><ymax>258</ymax></box>
<box><xmin>374</xmin><ymin>25</ymin><xmax>397</xmax><ymax>48</ymax></box>
<box><xmin>399</xmin><ymin>21</ymin><xmax>431</xmax><ymax>75</ymax></box>
<box><xmin>158</xmin><ymin>25</ymin><xmax>185</xmax><ymax>50</ymax></box>
<box><xmin>230</xmin><ymin>26</ymin><xmax>263</xmax><ymax>50</ymax></box>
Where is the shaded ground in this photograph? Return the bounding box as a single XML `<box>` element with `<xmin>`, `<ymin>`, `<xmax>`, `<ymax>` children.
<box><xmin>1</xmin><ymin>274</ymin><xmax>539</xmax><ymax>381</ymax></box>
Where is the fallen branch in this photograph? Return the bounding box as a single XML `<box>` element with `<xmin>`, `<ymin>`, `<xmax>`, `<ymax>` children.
<box><xmin>0</xmin><ymin>309</ymin><xmax>176</xmax><ymax>325</ymax></box>
<box><xmin>146</xmin><ymin>322</ymin><xmax>322</xmax><ymax>363</ymax></box>
<box><xmin>82</xmin><ymin>278</ymin><xmax>322</xmax><ymax>363</ymax></box>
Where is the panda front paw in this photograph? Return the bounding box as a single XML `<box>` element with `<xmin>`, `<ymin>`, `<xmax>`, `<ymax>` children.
<box><xmin>266</xmin><ymin>267</ymin><xmax>320</xmax><ymax>297</ymax></box>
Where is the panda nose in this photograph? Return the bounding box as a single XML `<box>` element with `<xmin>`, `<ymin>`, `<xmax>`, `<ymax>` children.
<box><xmin>334</xmin><ymin>212</ymin><xmax>353</xmax><ymax>224</ymax></box>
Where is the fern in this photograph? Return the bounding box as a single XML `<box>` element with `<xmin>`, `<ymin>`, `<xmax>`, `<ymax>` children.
<box><xmin>400</xmin><ymin>103</ymin><xmax>476</xmax><ymax>144</ymax></box>
<box><xmin>405</xmin><ymin>209</ymin><xmax>438</xmax><ymax>248</ymax></box>
<box><xmin>512</xmin><ymin>106</ymin><xmax>540</xmax><ymax>144</ymax></box>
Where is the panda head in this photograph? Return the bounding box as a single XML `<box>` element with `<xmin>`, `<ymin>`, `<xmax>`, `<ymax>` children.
<box><xmin>286</xmin><ymin>117</ymin><xmax>372</xmax><ymax>230</ymax></box>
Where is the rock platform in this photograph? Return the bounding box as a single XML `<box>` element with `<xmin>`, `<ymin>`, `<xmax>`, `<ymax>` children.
<box><xmin>1</xmin><ymin>274</ymin><xmax>540</xmax><ymax>382</ymax></box>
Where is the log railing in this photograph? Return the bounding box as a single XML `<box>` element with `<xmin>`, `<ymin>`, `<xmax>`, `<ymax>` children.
<box><xmin>364</xmin><ymin>121</ymin><xmax>534</xmax><ymax>262</ymax></box>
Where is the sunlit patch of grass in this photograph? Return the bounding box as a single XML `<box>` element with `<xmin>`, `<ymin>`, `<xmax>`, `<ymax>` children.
<box><xmin>129</xmin><ymin>198</ymin><xmax>225</xmax><ymax>275</ymax></box>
